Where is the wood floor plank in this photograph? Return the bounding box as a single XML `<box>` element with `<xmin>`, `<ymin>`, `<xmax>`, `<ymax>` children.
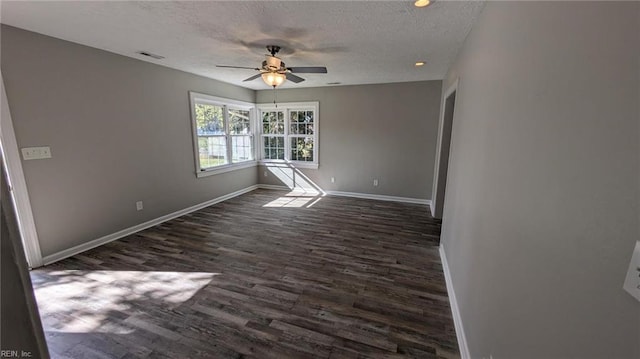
<box><xmin>31</xmin><ymin>189</ymin><xmax>458</xmax><ymax>358</ymax></box>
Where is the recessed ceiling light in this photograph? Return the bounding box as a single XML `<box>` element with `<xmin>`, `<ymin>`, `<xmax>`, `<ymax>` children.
<box><xmin>414</xmin><ymin>0</ymin><xmax>432</xmax><ymax>8</ymax></box>
<box><xmin>415</xmin><ymin>61</ymin><xmax>426</xmax><ymax>67</ymax></box>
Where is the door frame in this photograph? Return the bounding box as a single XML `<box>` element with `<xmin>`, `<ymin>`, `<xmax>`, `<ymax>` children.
<box><xmin>431</xmin><ymin>79</ymin><xmax>458</xmax><ymax>219</ymax></box>
<box><xmin>1</xmin><ymin>72</ymin><xmax>43</xmax><ymax>268</ymax></box>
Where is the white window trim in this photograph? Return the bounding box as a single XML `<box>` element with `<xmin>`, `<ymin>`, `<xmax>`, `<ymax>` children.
<box><xmin>189</xmin><ymin>92</ymin><xmax>258</xmax><ymax>178</ymax></box>
<box><xmin>257</xmin><ymin>101</ymin><xmax>319</xmax><ymax>169</ymax></box>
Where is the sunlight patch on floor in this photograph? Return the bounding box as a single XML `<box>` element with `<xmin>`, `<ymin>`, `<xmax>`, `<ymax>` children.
<box><xmin>32</xmin><ymin>270</ymin><xmax>219</xmax><ymax>333</ymax></box>
<box><xmin>263</xmin><ymin>189</ymin><xmax>325</xmax><ymax>208</ymax></box>
<box><xmin>263</xmin><ymin>196</ymin><xmax>315</xmax><ymax>207</ymax></box>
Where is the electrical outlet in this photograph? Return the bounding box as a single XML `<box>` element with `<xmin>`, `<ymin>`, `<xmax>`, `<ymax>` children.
<box><xmin>264</xmin><ymin>171</ymin><xmax>268</xmax><ymax>177</ymax></box>
<box><xmin>331</xmin><ymin>177</ymin><xmax>335</xmax><ymax>183</ymax></box>
<box><xmin>136</xmin><ymin>201</ymin><xmax>144</xmax><ymax>211</ymax></box>
<box><xmin>373</xmin><ymin>179</ymin><xmax>378</xmax><ymax>187</ymax></box>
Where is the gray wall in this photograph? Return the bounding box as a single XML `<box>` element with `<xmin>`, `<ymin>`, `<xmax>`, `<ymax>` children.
<box><xmin>256</xmin><ymin>81</ymin><xmax>442</xmax><ymax>199</ymax></box>
<box><xmin>440</xmin><ymin>2</ymin><xmax>639</xmax><ymax>358</ymax></box>
<box><xmin>1</xmin><ymin>25</ymin><xmax>257</xmax><ymax>258</ymax></box>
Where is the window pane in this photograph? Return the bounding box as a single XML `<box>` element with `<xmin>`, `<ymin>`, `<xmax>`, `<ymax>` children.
<box><xmin>198</xmin><ymin>135</ymin><xmax>227</xmax><ymax>168</ymax></box>
<box><xmin>290</xmin><ymin>111</ymin><xmax>312</xmax><ymax>135</ymax></box>
<box><xmin>263</xmin><ymin>135</ymin><xmax>285</xmax><ymax>159</ymax></box>
<box><xmin>231</xmin><ymin>135</ymin><xmax>253</xmax><ymax>162</ymax></box>
<box><xmin>229</xmin><ymin>109</ymin><xmax>250</xmax><ymax>135</ymax></box>
<box><xmin>262</xmin><ymin>111</ymin><xmax>284</xmax><ymax>134</ymax></box>
<box><xmin>290</xmin><ymin>137</ymin><xmax>313</xmax><ymax>162</ymax></box>
<box><xmin>290</xmin><ymin>123</ymin><xmax>313</xmax><ymax>135</ymax></box>
<box><xmin>195</xmin><ymin>103</ymin><xmax>224</xmax><ymax>135</ymax></box>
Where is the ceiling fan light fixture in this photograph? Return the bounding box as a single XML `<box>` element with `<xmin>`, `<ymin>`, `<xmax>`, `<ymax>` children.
<box><xmin>414</xmin><ymin>0</ymin><xmax>431</xmax><ymax>8</ymax></box>
<box><xmin>261</xmin><ymin>72</ymin><xmax>286</xmax><ymax>87</ymax></box>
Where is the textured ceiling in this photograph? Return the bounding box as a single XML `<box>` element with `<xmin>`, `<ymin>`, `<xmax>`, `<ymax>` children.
<box><xmin>0</xmin><ymin>0</ymin><xmax>484</xmax><ymax>90</ymax></box>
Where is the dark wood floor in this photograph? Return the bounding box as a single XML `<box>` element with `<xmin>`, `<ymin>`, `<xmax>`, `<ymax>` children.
<box><xmin>31</xmin><ymin>189</ymin><xmax>458</xmax><ymax>359</ymax></box>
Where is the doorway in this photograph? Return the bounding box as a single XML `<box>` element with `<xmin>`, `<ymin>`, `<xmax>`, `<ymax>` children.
<box><xmin>431</xmin><ymin>81</ymin><xmax>457</xmax><ymax>219</ymax></box>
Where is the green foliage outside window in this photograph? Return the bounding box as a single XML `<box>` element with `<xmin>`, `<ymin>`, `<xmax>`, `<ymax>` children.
<box><xmin>195</xmin><ymin>104</ymin><xmax>224</xmax><ymax>135</ymax></box>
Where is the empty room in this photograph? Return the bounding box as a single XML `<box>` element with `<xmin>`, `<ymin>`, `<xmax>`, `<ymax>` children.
<box><xmin>1</xmin><ymin>1</ymin><xmax>638</xmax><ymax>358</ymax></box>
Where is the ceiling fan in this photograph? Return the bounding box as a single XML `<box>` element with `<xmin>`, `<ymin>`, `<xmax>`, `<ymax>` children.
<box><xmin>216</xmin><ymin>45</ymin><xmax>327</xmax><ymax>88</ymax></box>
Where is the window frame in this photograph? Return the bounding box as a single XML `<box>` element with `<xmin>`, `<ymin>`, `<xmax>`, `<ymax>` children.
<box><xmin>189</xmin><ymin>92</ymin><xmax>257</xmax><ymax>178</ymax></box>
<box><xmin>257</xmin><ymin>102</ymin><xmax>319</xmax><ymax>169</ymax></box>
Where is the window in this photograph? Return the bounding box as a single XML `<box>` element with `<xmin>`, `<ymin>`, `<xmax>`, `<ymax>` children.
<box><xmin>257</xmin><ymin>102</ymin><xmax>319</xmax><ymax>168</ymax></box>
<box><xmin>189</xmin><ymin>92</ymin><xmax>256</xmax><ymax>177</ymax></box>
<box><xmin>262</xmin><ymin>110</ymin><xmax>285</xmax><ymax>160</ymax></box>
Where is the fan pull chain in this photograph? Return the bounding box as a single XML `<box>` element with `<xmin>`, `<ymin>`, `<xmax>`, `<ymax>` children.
<box><xmin>273</xmin><ymin>86</ymin><xmax>278</xmax><ymax>108</ymax></box>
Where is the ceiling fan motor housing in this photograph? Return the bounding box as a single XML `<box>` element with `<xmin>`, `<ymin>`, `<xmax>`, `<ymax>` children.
<box><xmin>265</xmin><ymin>56</ymin><xmax>282</xmax><ymax>71</ymax></box>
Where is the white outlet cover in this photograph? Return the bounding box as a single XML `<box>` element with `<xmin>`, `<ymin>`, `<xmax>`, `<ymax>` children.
<box><xmin>21</xmin><ymin>146</ymin><xmax>52</xmax><ymax>160</ymax></box>
<box><xmin>623</xmin><ymin>240</ymin><xmax>640</xmax><ymax>302</ymax></box>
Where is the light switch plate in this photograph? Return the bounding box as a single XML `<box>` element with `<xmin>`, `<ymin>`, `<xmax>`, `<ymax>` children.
<box><xmin>623</xmin><ymin>241</ymin><xmax>640</xmax><ymax>302</ymax></box>
<box><xmin>21</xmin><ymin>146</ymin><xmax>52</xmax><ymax>160</ymax></box>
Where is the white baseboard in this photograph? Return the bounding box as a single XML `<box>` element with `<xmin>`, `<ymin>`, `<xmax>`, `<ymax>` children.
<box><xmin>257</xmin><ymin>184</ymin><xmax>292</xmax><ymax>191</ymax></box>
<box><xmin>326</xmin><ymin>190</ymin><xmax>430</xmax><ymax>205</ymax></box>
<box><xmin>430</xmin><ymin>202</ymin><xmax>437</xmax><ymax>218</ymax></box>
<box><xmin>257</xmin><ymin>184</ymin><xmax>327</xmax><ymax>195</ymax></box>
<box><xmin>42</xmin><ymin>185</ymin><xmax>259</xmax><ymax>266</ymax></box>
<box><xmin>440</xmin><ymin>245</ymin><xmax>470</xmax><ymax>359</ymax></box>
<box><xmin>256</xmin><ymin>185</ymin><xmax>430</xmax><ymax>205</ymax></box>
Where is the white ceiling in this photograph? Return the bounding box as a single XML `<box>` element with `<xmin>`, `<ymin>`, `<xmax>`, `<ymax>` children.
<box><xmin>0</xmin><ymin>0</ymin><xmax>484</xmax><ymax>90</ymax></box>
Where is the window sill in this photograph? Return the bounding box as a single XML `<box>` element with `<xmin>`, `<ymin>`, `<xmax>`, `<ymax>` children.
<box><xmin>196</xmin><ymin>160</ymin><xmax>258</xmax><ymax>178</ymax></box>
<box><xmin>259</xmin><ymin>160</ymin><xmax>319</xmax><ymax>170</ymax></box>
